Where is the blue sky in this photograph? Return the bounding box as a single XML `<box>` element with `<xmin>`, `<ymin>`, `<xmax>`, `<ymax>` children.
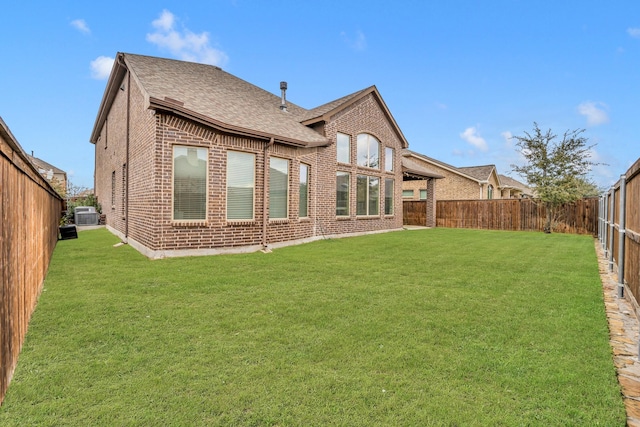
<box><xmin>2</xmin><ymin>1</ymin><xmax>639</xmax><ymax>190</ymax></box>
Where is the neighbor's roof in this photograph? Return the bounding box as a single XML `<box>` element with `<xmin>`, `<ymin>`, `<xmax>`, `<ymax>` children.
<box><xmin>402</xmin><ymin>150</ymin><xmax>487</xmax><ymax>183</ymax></box>
<box><xmin>401</xmin><ymin>155</ymin><xmax>444</xmax><ymax>179</ymax></box>
<box><xmin>90</xmin><ymin>53</ymin><xmax>408</xmax><ymax>148</ymax></box>
<box><xmin>457</xmin><ymin>165</ymin><xmax>496</xmax><ymax>182</ymax></box>
<box><xmin>28</xmin><ymin>155</ymin><xmax>66</xmax><ymax>176</ymax></box>
<box><xmin>498</xmin><ymin>174</ymin><xmax>531</xmax><ymax>193</ymax></box>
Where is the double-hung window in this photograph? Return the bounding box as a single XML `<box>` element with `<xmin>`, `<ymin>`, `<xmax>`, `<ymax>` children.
<box><xmin>269</xmin><ymin>157</ymin><xmax>289</xmax><ymax>219</ymax></box>
<box><xmin>227</xmin><ymin>151</ymin><xmax>255</xmax><ymax>220</ymax></box>
<box><xmin>356</xmin><ymin>175</ymin><xmax>379</xmax><ymax>216</ymax></box>
<box><xmin>173</xmin><ymin>146</ymin><xmax>207</xmax><ymax>220</ymax></box>
<box><xmin>357</xmin><ymin>134</ymin><xmax>380</xmax><ymax>169</ymax></box>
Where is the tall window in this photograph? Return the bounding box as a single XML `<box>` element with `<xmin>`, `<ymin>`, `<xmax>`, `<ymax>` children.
<box><xmin>336</xmin><ymin>172</ymin><xmax>350</xmax><ymax>216</ymax></box>
<box><xmin>488</xmin><ymin>185</ymin><xmax>494</xmax><ymax>200</ymax></box>
<box><xmin>385</xmin><ymin>147</ymin><xmax>394</xmax><ymax>172</ymax></box>
<box><xmin>357</xmin><ymin>134</ymin><xmax>380</xmax><ymax>168</ymax></box>
<box><xmin>357</xmin><ymin>175</ymin><xmax>379</xmax><ymax>216</ymax></box>
<box><xmin>173</xmin><ymin>146</ymin><xmax>207</xmax><ymax>220</ymax></box>
<box><xmin>269</xmin><ymin>157</ymin><xmax>289</xmax><ymax>219</ymax></box>
<box><xmin>227</xmin><ymin>151</ymin><xmax>255</xmax><ymax>220</ymax></box>
<box><xmin>385</xmin><ymin>178</ymin><xmax>394</xmax><ymax>215</ymax></box>
<box><xmin>337</xmin><ymin>133</ymin><xmax>350</xmax><ymax>164</ymax></box>
<box><xmin>299</xmin><ymin>164</ymin><xmax>309</xmax><ymax>218</ymax></box>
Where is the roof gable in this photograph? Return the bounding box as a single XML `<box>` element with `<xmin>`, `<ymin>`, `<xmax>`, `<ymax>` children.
<box><xmin>457</xmin><ymin>165</ymin><xmax>496</xmax><ymax>182</ymax></box>
<box><xmin>301</xmin><ymin>86</ymin><xmax>409</xmax><ymax>148</ymax></box>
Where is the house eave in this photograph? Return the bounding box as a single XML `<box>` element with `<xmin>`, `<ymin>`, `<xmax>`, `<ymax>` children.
<box><xmin>89</xmin><ymin>54</ymin><xmax>127</xmax><ymax>144</ymax></box>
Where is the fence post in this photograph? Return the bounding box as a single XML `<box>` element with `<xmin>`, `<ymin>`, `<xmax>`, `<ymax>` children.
<box><xmin>617</xmin><ymin>175</ymin><xmax>626</xmax><ymax>298</ymax></box>
<box><xmin>603</xmin><ymin>192</ymin><xmax>609</xmax><ymax>254</ymax></box>
<box><xmin>598</xmin><ymin>195</ymin><xmax>603</xmax><ymax>245</ymax></box>
<box><xmin>608</xmin><ymin>187</ymin><xmax>615</xmax><ymax>272</ymax></box>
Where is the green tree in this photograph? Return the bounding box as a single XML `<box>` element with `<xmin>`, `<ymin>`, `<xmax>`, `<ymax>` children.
<box><xmin>511</xmin><ymin>123</ymin><xmax>599</xmax><ymax>233</ymax></box>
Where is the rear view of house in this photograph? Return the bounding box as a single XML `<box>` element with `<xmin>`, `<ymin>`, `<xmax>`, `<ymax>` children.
<box><xmin>90</xmin><ymin>53</ymin><xmax>410</xmax><ymax>258</ymax></box>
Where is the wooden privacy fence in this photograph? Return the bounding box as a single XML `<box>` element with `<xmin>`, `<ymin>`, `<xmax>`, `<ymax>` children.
<box><xmin>436</xmin><ymin>198</ymin><xmax>598</xmax><ymax>235</ymax></box>
<box><xmin>600</xmin><ymin>157</ymin><xmax>640</xmax><ymax>315</ymax></box>
<box><xmin>0</xmin><ymin>118</ymin><xmax>62</xmax><ymax>405</ymax></box>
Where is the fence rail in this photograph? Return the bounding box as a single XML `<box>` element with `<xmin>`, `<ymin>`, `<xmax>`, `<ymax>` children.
<box><xmin>436</xmin><ymin>198</ymin><xmax>598</xmax><ymax>235</ymax></box>
<box><xmin>600</xmin><ymin>157</ymin><xmax>640</xmax><ymax>313</ymax></box>
<box><xmin>0</xmin><ymin>118</ymin><xmax>62</xmax><ymax>405</ymax></box>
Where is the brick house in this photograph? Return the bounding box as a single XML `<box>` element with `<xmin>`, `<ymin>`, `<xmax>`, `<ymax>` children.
<box><xmin>498</xmin><ymin>174</ymin><xmax>533</xmax><ymax>198</ymax></box>
<box><xmin>27</xmin><ymin>155</ymin><xmax>67</xmax><ymax>196</ymax></box>
<box><xmin>402</xmin><ymin>150</ymin><xmax>510</xmax><ymax>200</ymax></box>
<box><xmin>90</xmin><ymin>53</ymin><xmax>412</xmax><ymax>258</ymax></box>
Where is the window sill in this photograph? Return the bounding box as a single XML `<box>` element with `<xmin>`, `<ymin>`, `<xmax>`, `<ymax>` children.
<box><xmin>226</xmin><ymin>220</ymin><xmax>256</xmax><ymax>226</ymax></box>
<box><xmin>172</xmin><ymin>220</ymin><xmax>207</xmax><ymax>227</ymax></box>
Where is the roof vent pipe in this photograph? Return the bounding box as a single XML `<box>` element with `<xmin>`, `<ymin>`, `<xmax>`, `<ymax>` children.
<box><xmin>280</xmin><ymin>81</ymin><xmax>288</xmax><ymax>112</ymax></box>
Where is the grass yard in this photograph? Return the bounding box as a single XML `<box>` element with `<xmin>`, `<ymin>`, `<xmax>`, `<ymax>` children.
<box><xmin>0</xmin><ymin>228</ymin><xmax>625</xmax><ymax>426</ymax></box>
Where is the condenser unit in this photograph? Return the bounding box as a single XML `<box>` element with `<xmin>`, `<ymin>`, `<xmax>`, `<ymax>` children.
<box><xmin>74</xmin><ymin>206</ymin><xmax>99</xmax><ymax>226</ymax></box>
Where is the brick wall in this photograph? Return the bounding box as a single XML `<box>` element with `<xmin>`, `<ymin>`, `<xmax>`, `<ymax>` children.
<box><xmin>94</xmin><ymin>84</ymin><xmax>405</xmax><ymax>256</ymax></box>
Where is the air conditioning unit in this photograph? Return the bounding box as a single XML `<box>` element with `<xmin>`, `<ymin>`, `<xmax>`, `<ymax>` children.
<box><xmin>74</xmin><ymin>206</ymin><xmax>99</xmax><ymax>226</ymax></box>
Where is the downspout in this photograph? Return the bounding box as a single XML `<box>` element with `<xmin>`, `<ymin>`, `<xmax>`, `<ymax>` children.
<box><xmin>125</xmin><ymin>71</ymin><xmax>131</xmax><ymax>240</ymax></box>
<box><xmin>262</xmin><ymin>137</ymin><xmax>274</xmax><ymax>250</ymax></box>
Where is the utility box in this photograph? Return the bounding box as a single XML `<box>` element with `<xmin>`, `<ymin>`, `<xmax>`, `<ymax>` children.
<box><xmin>74</xmin><ymin>206</ymin><xmax>99</xmax><ymax>226</ymax></box>
<box><xmin>59</xmin><ymin>225</ymin><xmax>78</xmax><ymax>240</ymax></box>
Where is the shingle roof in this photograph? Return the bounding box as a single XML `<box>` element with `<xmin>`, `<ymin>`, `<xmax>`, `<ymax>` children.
<box><xmin>457</xmin><ymin>165</ymin><xmax>496</xmax><ymax>181</ymax></box>
<box><xmin>27</xmin><ymin>155</ymin><xmax>66</xmax><ymax>175</ymax></box>
<box><xmin>121</xmin><ymin>53</ymin><xmax>329</xmax><ymax>147</ymax></box>
<box><xmin>498</xmin><ymin>174</ymin><xmax>531</xmax><ymax>193</ymax></box>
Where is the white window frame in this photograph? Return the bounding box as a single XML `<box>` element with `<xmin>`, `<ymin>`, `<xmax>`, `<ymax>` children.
<box><xmin>172</xmin><ymin>145</ymin><xmax>208</xmax><ymax>221</ymax></box>
<box><xmin>226</xmin><ymin>150</ymin><xmax>255</xmax><ymax>221</ymax></box>
<box><xmin>356</xmin><ymin>134</ymin><xmax>380</xmax><ymax>169</ymax></box>
<box><xmin>385</xmin><ymin>178</ymin><xmax>394</xmax><ymax>215</ymax></box>
<box><xmin>269</xmin><ymin>157</ymin><xmax>289</xmax><ymax>219</ymax></box>
<box><xmin>385</xmin><ymin>147</ymin><xmax>394</xmax><ymax>172</ymax></box>
<box><xmin>337</xmin><ymin>132</ymin><xmax>351</xmax><ymax>164</ymax></box>
<box><xmin>336</xmin><ymin>172</ymin><xmax>350</xmax><ymax>216</ymax></box>
<box><xmin>299</xmin><ymin>163</ymin><xmax>309</xmax><ymax>218</ymax></box>
<box><xmin>356</xmin><ymin>175</ymin><xmax>379</xmax><ymax>216</ymax></box>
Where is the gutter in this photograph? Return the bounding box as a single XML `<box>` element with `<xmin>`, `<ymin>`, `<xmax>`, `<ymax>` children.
<box><xmin>262</xmin><ymin>137</ymin><xmax>275</xmax><ymax>251</ymax></box>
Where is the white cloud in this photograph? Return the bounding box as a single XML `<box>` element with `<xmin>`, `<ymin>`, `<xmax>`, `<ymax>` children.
<box><xmin>90</xmin><ymin>56</ymin><xmax>115</xmax><ymax>80</ymax></box>
<box><xmin>627</xmin><ymin>27</ymin><xmax>640</xmax><ymax>38</ymax></box>
<box><xmin>71</xmin><ymin>19</ymin><xmax>90</xmax><ymax>34</ymax></box>
<box><xmin>501</xmin><ymin>131</ymin><xmax>513</xmax><ymax>147</ymax></box>
<box><xmin>146</xmin><ymin>9</ymin><xmax>229</xmax><ymax>66</ymax></box>
<box><xmin>341</xmin><ymin>30</ymin><xmax>367</xmax><ymax>51</ymax></box>
<box><xmin>577</xmin><ymin>101</ymin><xmax>609</xmax><ymax>126</ymax></box>
<box><xmin>460</xmin><ymin>127</ymin><xmax>489</xmax><ymax>151</ymax></box>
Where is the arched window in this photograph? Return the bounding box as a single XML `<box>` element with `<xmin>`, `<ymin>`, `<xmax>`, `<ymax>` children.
<box><xmin>356</xmin><ymin>134</ymin><xmax>380</xmax><ymax>169</ymax></box>
<box><xmin>487</xmin><ymin>184</ymin><xmax>494</xmax><ymax>200</ymax></box>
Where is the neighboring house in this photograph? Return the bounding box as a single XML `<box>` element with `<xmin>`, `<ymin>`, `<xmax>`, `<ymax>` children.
<box><xmin>400</xmin><ymin>153</ymin><xmax>444</xmax><ymax>227</ymax></box>
<box><xmin>90</xmin><ymin>53</ymin><xmax>412</xmax><ymax>258</ymax></box>
<box><xmin>402</xmin><ymin>150</ymin><xmax>507</xmax><ymax>200</ymax></box>
<box><xmin>498</xmin><ymin>174</ymin><xmax>534</xmax><ymax>198</ymax></box>
<box><xmin>28</xmin><ymin>154</ymin><xmax>67</xmax><ymax>195</ymax></box>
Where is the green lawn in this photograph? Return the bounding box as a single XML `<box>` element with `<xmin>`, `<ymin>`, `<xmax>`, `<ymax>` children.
<box><xmin>0</xmin><ymin>228</ymin><xmax>625</xmax><ymax>426</ymax></box>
